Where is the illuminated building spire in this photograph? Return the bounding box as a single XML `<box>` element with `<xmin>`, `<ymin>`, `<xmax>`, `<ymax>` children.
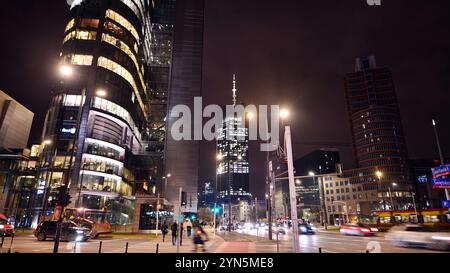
<box><xmin>232</xmin><ymin>74</ymin><xmax>237</xmax><ymax>106</ymax></box>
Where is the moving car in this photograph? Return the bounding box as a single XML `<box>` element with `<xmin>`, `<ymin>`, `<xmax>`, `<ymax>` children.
<box><xmin>72</xmin><ymin>218</ymin><xmax>111</xmax><ymax>238</ymax></box>
<box><xmin>0</xmin><ymin>214</ymin><xmax>15</xmax><ymax>237</ymax></box>
<box><xmin>299</xmin><ymin>223</ymin><xmax>316</xmax><ymax>234</ymax></box>
<box><xmin>34</xmin><ymin>220</ymin><xmax>90</xmax><ymax>242</ymax></box>
<box><xmin>385</xmin><ymin>224</ymin><xmax>450</xmax><ymax>251</ymax></box>
<box><xmin>340</xmin><ymin>223</ymin><xmax>378</xmax><ymax>236</ymax></box>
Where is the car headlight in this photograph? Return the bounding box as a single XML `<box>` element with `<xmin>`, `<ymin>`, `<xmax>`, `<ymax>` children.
<box><xmin>370</xmin><ymin>228</ymin><xmax>379</xmax><ymax>232</ymax></box>
<box><xmin>432</xmin><ymin>236</ymin><xmax>450</xmax><ymax>241</ymax></box>
<box><xmin>0</xmin><ymin>225</ymin><xmax>4</xmax><ymax>229</ymax></box>
<box><xmin>76</xmin><ymin>230</ymin><xmax>84</xmax><ymax>234</ymax></box>
<box><xmin>300</xmin><ymin>226</ymin><xmax>307</xmax><ymax>232</ymax></box>
<box><xmin>361</xmin><ymin>228</ymin><xmax>370</xmax><ymax>232</ymax></box>
<box><xmin>76</xmin><ymin>236</ymin><xmax>84</xmax><ymax>242</ymax></box>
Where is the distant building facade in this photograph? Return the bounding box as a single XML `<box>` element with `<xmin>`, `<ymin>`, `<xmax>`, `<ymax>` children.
<box><xmin>0</xmin><ymin>90</ymin><xmax>34</xmax><ymax>149</ymax></box>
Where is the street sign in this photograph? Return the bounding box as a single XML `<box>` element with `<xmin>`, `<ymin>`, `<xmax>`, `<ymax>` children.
<box><xmin>432</xmin><ymin>177</ymin><xmax>450</xmax><ymax>189</ymax></box>
<box><xmin>432</xmin><ymin>164</ymin><xmax>450</xmax><ymax>178</ymax></box>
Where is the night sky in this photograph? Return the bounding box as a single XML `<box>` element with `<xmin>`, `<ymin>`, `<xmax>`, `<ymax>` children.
<box><xmin>1</xmin><ymin>0</ymin><xmax>449</xmax><ymax>199</ymax></box>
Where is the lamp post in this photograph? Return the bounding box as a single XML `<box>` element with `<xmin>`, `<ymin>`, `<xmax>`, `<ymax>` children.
<box><xmin>389</xmin><ymin>183</ymin><xmax>397</xmax><ymax>211</ymax></box>
<box><xmin>265</xmin><ymin>108</ymin><xmax>289</xmax><ymax>240</ymax></box>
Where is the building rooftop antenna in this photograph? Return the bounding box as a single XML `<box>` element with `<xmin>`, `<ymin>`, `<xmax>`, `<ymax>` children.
<box><xmin>232</xmin><ymin>74</ymin><xmax>237</xmax><ymax>106</ymax></box>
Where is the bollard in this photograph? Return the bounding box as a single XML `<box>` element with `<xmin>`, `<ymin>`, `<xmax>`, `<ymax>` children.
<box><xmin>319</xmin><ymin>248</ymin><xmax>322</xmax><ymax>253</ymax></box>
<box><xmin>98</xmin><ymin>241</ymin><xmax>103</xmax><ymax>253</ymax></box>
<box><xmin>276</xmin><ymin>232</ymin><xmax>280</xmax><ymax>253</ymax></box>
<box><xmin>156</xmin><ymin>243</ymin><xmax>159</xmax><ymax>254</ymax></box>
<box><xmin>125</xmin><ymin>242</ymin><xmax>129</xmax><ymax>253</ymax></box>
<box><xmin>366</xmin><ymin>250</ymin><xmax>369</xmax><ymax>253</ymax></box>
<box><xmin>73</xmin><ymin>242</ymin><xmax>77</xmax><ymax>253</ymax></box>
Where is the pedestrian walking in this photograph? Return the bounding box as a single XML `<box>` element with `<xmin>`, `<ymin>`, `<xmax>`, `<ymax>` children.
<box><xmin>183</xmin><ymin>219</ymin><xmax>193</xmax><ymax>237</ymax></box>
<box><xmin>161</xmin><ymin>221</ymin><xmax>168</xmax><ymax>242</ymax></box>
<box><xmin>171</xmin><ymin>222</ymin><xmax>178</xmax><ymax>246</ymax></box>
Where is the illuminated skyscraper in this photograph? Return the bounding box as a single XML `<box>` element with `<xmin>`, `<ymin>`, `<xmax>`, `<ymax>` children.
<box><xmin>216</xmin><ymin>75</ymin><xmax>251</xmax><ymax>205</ymax></box>
<box><xmin>32</xmin><ymin>0</ymin><xmax>173</xmax><ymax>231</ymax></box>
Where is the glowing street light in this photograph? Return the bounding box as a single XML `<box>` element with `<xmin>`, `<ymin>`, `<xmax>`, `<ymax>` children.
<box><xmin>60</xmin><ymin>65</ymin><xmax>73</xmax><ymax>77</ymax></box>
<box><xmin>217</xmin><ymin>154</ymin><xmax>223</xmax><ymax>160</ymax></box>
<box><xmin>96</xmin><ymin>89</ymin><xmax>107</xmax><ymax>97</ymax></box>
<box><xmin>280</xmin><ymin>108</ymin><xmax>289</xmax><ymax>119</ymax></box>
<box><xmin>308</xmin><ymin>171</ymin><xmax>315</xmax><ymax>177</ymax></box>
<box><xmin>42</xmin><ymin>140</ymin><xmax>52</xmax><ymax>146</ymax></box>
<box><xmin>375</xmin><ymin>171</ymin><xmax>383</xmax><ymax>179</ymax></box>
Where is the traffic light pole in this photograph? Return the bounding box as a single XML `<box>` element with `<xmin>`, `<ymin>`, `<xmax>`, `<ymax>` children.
<box><xmin>53</xmin><ymin>185</ymin><xmax>69</xmax><ymax>254</ymax></box>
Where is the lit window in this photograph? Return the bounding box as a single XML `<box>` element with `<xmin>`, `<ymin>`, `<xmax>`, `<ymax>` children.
<box><xmin>80</xmin><ymin>18</ymin><xmax>99</xmax><ymax>28</ymax></box>
<box><xmin>65</xmin><ymin>19</ymin><xmax>75</xmax><ymax>33</ymax></box>
<box><xmin>97</xmin><ymin>57</ymin><xmax>146</xmax><ymax>120</ymax></box>
<box><xmin>63</xmin><ymin>30</ymin><xmax>97</xmax><ymax>43</ymax></box>
<box><xmin>102</xmin><ymin>33</ymin><xmax>145</xmax><ymax>92</ymax></box>
<box><xmin>69</xmin><ymin>54</ymin><xmax>93</xmax><ymax>66</ymax></box>
<box><xmin>105</xmin><ymin>9</ymin><xmax>139</xmax><ymax>41</ymax></box>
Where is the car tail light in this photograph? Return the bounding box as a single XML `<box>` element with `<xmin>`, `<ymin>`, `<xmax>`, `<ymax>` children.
<box><xmin>361</xmin><ymin>228</ymin><xmax>370</xmax><ymax>232</ymax></box>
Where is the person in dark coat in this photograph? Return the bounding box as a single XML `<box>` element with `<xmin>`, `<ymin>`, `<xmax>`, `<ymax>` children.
<box><xmin>171</xmin><ymin>222</ymin><xmax>178</xmax><ymax>246</ymax></box>
<box><xmin>161</xmin><ymin>221</ymin><xmax>168</xmax><ymax>242</ymax></box>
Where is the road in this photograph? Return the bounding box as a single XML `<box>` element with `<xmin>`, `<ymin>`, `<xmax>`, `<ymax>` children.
<box><xmin>0</xmin><ymin>228</ymin><xmax>446</xmax><ymax>253</ymax></box>
<box><xmin>228</xmin><ymin>227</ymin><xmax>445</xmax><ymax>253</ymax></box>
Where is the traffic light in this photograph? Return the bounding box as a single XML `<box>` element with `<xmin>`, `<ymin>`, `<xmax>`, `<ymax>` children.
<box><xmin>181</xmin><ymin>191</ymin><xmax>187</xmax><ymax>207</ymax></box>
<box><xmin>58</xmin><ymin>185</ymin><xmax>71</xmax><ymax>207</ymax></box>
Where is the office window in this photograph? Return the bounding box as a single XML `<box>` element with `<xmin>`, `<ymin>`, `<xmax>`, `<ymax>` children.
<box><xmin>102</xmin><ymin>33</ymin><xmax>145</xmax><ymax>90</ymax></box>
<box><xmin>69</xmin><ymin>54</ymin><xmax>93</xmax><ymax>66</ymax></box>
<box><xmin>65</xmin><ymin>19</ymin><xmax>75</xmax><ymax>33</ymax></box>
<box><xmin>105</xmin><ymin>9</ymin><xmax>139</xmax><ymax>41</ymax></box>
<box><xmin>64</xmin><ymin>30</ymin><xmax>97</xmax><ymax>43</ymax></box>
<box><xmin>80</xmin><ymin>18</ymin><xmax>99</xmax><ymax>28</ymax></box>
<box><xmin>97</xmin><ymin>56</ymin><xmax>145</xmax><ymax>118</ymax></box>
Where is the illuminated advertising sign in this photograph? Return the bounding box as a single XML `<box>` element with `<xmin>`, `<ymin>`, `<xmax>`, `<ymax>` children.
<box><xmin>432</xmin><ymin>164</ymin><xmax>450</xmax><ymax>178</ymax></box>
<box><xmin>432</xmin><ymin>177</ymin><xmax>450</xmax><ymax>189</ymax></box>
<box><xmin>442</xmin><ymin>200</ymin><xmax>450</xmax><ymax>209</ymax></box>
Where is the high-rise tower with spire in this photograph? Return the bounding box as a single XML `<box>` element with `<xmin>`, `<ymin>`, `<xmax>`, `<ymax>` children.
<box><xmin>216</xmin><ymin>75</ymin><xmax>251</xmax><ymax>206</ymax></box>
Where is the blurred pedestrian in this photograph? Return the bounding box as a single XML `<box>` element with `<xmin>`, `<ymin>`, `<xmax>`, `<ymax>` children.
<box><xmin>161</xmin><ymin>221</ymin><xmax>168</xmax><ymax>242</ymax></box>
<box><xmin>193</xmin><ymin>222</ymin><xmax>209</xmax><ymax>252</ymax></box>
<box><xmin>171</xmin><ymin>222</ymin><xmax>178</xmax><ymax>246</ymax></box>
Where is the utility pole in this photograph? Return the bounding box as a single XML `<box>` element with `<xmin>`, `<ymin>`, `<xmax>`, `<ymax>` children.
<box><xmin>432</xmin><ymin>119</ymin><xmax>450</xmax><ymax>200</ymax></box>
<box><xmin>177</xmin><ymin>187</ymin><xmax>182</xmax><ymax>253</ymax></box>
<box><xmin>267</xmin><ymin>161</ymin><xmax>274</xmax><ymax>240</ymax></box>
<box><xmin>285</xmin><ymin>126</ymin><xmax>300</xmax><ymax>253</ymax></box>
<box><xmin>156</xmin><ymin>193</ymin><xmax>160</xmax><ymax>235</ymax></box>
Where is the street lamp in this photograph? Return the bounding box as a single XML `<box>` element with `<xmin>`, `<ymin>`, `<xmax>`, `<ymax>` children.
<box><xmin>375</xmin><ymin>171</ymin><xmax>386</xmax><ymax>210</ymax></box>
<box><xmin>96</xmin><ymin>89</ymin><xmax>107</xmax><ymax>97</ymax></box>
<box><xmin>388</xmin><ymin>183</ymin><xmax>397</xmax><ymax>211</ymax></box>
<box><xmin>60</xmin><ymin>65</ymin><xmax>73</xmax><ymax>77</ymax></box>
<box><xmin>280</xmin><ymin>109</ymin><xmax>289</xmax><ymax>120</ymax></box>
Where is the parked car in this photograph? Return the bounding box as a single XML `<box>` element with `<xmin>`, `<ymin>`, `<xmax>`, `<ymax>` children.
<box><xmin>340</xmin><ymin>223</ymin><xmax>378</xmax><ymax>236</ymax></box>
<box><xmin>34</xmin><ymin>220</ymin><xmax>90</xmax><ymax>242</ymax></box>
<box><xmin>0</xmin><ymin>214</ymin><xmax>15</xmax><ymax>237</ymax></box>
<box><xmin>385</xmin><ymin>224</ymin><xmax>450</xmax><ymax>251</ymax></box>
<box><xmin>299</xmin><ymin>223</ymin><xmax>316</xmax><ymax>234</ymax></box>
